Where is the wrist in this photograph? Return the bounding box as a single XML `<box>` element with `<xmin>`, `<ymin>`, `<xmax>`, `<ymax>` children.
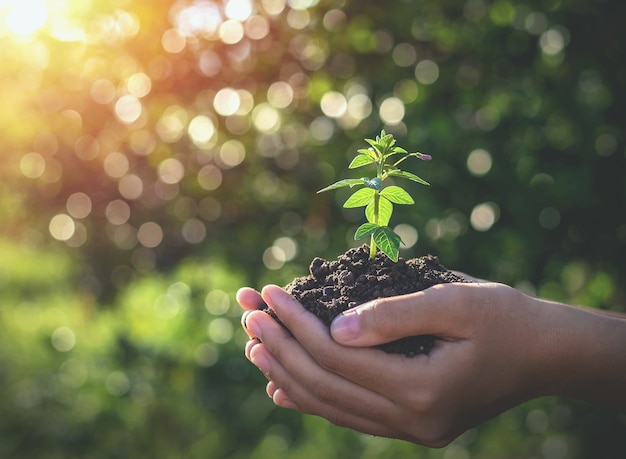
<box><xmin>531</xmin><ymin>298</ymin><xmax>626</xmax><ymax>410</ymax></box>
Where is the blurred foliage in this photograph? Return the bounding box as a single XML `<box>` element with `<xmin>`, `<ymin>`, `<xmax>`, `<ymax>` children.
<box><xmin>0</xmin><ymin>0</ymin><xmax>624</xmax><ymax>457</ymax></box>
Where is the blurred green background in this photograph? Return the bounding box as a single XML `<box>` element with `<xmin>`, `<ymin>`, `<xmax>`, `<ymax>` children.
<box><xmin>1</xmin><ymin>0</ymin><xmax>624</xmax><ymax>457</ymax></box>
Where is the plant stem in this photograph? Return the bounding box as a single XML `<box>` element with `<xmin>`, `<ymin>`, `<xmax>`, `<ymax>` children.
<box><xmin>369</xmin><ymin>191</ymin><xmax>380</xmax><ymax>259</ymax></box>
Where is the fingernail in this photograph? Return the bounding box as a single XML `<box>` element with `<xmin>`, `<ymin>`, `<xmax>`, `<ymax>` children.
<box><xmin>331</xmin><ymin>311</ymin><xmax>360</xmax><ymax>342</ymax></box>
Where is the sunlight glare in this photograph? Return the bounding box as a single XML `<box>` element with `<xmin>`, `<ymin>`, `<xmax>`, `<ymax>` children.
<box><xmin>2</xmin><ymin>0</ymin><xmax>48</xmax><ymax>36</ymax></box>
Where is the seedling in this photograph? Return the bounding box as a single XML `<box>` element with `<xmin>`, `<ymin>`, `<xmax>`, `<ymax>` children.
<box><xmin>318</xmin><ymin>130</ymin><xmax>431</xmax><ymax>262</ymax></box>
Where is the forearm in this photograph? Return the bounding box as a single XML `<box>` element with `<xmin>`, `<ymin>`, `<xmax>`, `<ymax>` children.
<box><xmin>532</xmin><ymin>297</ymin><xmax>626</xmax><ymax>411</ymax></box>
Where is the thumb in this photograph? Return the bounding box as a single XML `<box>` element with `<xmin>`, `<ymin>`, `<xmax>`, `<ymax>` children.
<box><xmin>330</xmin><ymin>283</ymin><xmax>470</xmax><ymax>347</ymax></box>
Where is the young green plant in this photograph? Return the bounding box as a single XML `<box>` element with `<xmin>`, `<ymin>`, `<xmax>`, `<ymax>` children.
<box><xmin>318</xmin><ymin>130</ymin><xmax>431</xmax><ymax>262</ymax></box>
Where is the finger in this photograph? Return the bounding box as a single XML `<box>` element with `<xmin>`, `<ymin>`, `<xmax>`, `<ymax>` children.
<box><xmin>244</xmin><ymin>305</ymin><xmax>406</xmax><ymax>426</ymax></box>
<box><xmin>236</xmin><ymin>287</ymin><xmax>266</xmax><ymax>311</ymax></box>
<box><xmin>330</xmin><ymin>283</ymin><xmax>480</xmax><ymax>347</ymax></box>
<box><xmin>245</xmin><ymin>337</ymin><xmax>260</xmax><ymax>359</ymax></box>
<box><xmin>248</xmin><ymin>335</ymin><xmax>412</xmax><ymax>441</ymax></box>
<box><xmin>259</xmin><ymin>285</ymin><xmax>436</xmax><ymax>397</ymax></box>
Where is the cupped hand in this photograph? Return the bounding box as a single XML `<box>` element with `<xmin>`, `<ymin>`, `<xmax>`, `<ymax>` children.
<box><xmin>236</xmin><ymin>282</ymin><xmax>553</xmax><ymax>447</ymax></box>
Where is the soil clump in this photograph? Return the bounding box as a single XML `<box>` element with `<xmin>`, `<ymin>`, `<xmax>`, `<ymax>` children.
<box><xmin>265</xmin><ymin>245</ymin><xmax>469</xmax><ymax>356</ymax></box>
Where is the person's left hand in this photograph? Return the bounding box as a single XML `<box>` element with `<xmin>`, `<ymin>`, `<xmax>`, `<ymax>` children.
<box><xmin>236</xmin><ymin>284</ymin><xmax>523</xmax><ymax>447</ymax></box>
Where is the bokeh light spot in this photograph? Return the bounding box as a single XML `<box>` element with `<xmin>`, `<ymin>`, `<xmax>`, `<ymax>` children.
<box><xmin>181</xmin><ymin>218</ymin><xmax>206</xmax><ymax>244</ymax></box>
<box><xmin>244</xmin><ymin>15</ymin><xmax>270</xmax><ymax>40</ymax></box>
<box><xmin>194</xmin><ymin>343</ymin><xmax>219</xmax><ymax>367</ymax></box>
<box><xmin>66</xmin><ymin>192</ymin><xmax>92</xmax><ymax>219</ymax></box>
<box><xmin>20</xmin><ymin>152</ymin><xmax>46</xmax><ymax>178</ymax></box>
<box><xmin>158</xmin><ymin>158</ymin><xmax>185</xmax><ymax>184</ymax></box>
<box><xmin>137</xmin><ymin>222</ymin><xmax>163</xmax><ymax>248</ymax></box>
<box><xmin>218</xmin><ymin>139</ymin><xmax>246</xmax><ymax>168</ymax></box>
<box><xmin>347</xmin><ymin>94</ymin><xmax>372</xmax><ymax>121</ymax></box>
<box><xmin>392</xmin><ymin>43</ymin><xmax>417</xmax><ymax>67</ymax></box>
<box><xmin>175</xmin><ymin>2</ymin><xmax>222</xmax><ymax>37</ymax></box>
<box><xmin>126</xmin><ymin>73</ymin><xmax>152</xmax><ymax>98</ymax></box>
<box><xmin>320</xmin><ymin>91</ymin><xmax>347</xmax><ymax>118</ymax></box>
<box><xmin>188</xmin><ymin>115</ymin><xmax>216</xmax><ymax>146</ymax></box>
<box><xmin>115</xmin><ymin>95</ymin><xmax>142</xmax><ymax>124</ymax></box>
<box><xmin>65</xmin><ymin>221</ymin><xmax>88</xmax><ymax>248</ymax></box>
<box><xmin>103</xmin><ymin>152</ymin><xmax>130</xmax><ymax>178</ymax></box>
<box><xmin>105</xmin><ymin>371</ymin><xmax>130</xmax><ymax>396</ymax></box>
<box><xmin>273</xmin><ymin>236</ymin><xmax>298</xmax><ymax>261</ymax></box>
<box><xmin>106</xmin><ymin>200</ymin><xmax>131</xmax><ymax>225</ymax></box>
<box><xmin>207</xmin><ymin>317</ymin><xmax>234</xmax><ymax>344</ymax></box>
<box><xmin>205</xmin><ymin>289</ymin><xmax>231</xmax><ymax>316</ymax></box>
<box><xmin>267</xmin><ymin>81</ymin><xmax>294</xmax><ymax>109</ymax></box>
<box><xmin>225</xmin><ymin>0</ymin><xmax>254</xmax><ymax>21</ymax></box>
<box><xmin>51</xmin><ymin>327</ymin><xmax>76</xmax><ymax>352</ymax></box>
<box><xmin>394</xmin><ymin>223</ymin><xmax>418</xmax><ymax>249</ymax></box>
<box><xmin>214</xmin><ymin>88</ymin><xmax>241</xmax><ymax>116</ymax></box>
<box><xmin>470</xmin><ymin>202</ymin><xmax>500</xmax><ymax>232</ymax></box>
<box><xmin>595</xmin><ymin>133</ymin><xmax>617</xmax><ymax>156</ymax></box>
<box><xmin>379</xmin><ymin>97</ymin><xmax>405</xmax><ymax>125</ymax></box>
<box><xmin>162</xmin><ymin>28</ymin><xmax>186</xmax><ymax>53</ymax></box>
<box><xmin>540</xmin><ymin>28</ymin><xmax>567</xmax><ymax>55</ymax></box>
<box><xmin>118</xmin><ymin>174</ymin><xmax>144</xmax><ymax>200</ymax></box>
<box><xmin>252</xmin><ymin>103</ymin><xmax>281</xmax><ymax>133</ymax></box>
<box><xmin>198</xmin><ymin>165</ymin><xmax>223</xmax><ymax>190</ymax></box>
<box><xmin>466</xmin><ymin>149</ymin><xmax>493</xmax><ymax>176</ymax></box>
<box><xmin>261</xmin><ymin>0</ymin><xmax>286</xmax><ymax>16</ymax></box>
<box><xmin>415</xmin><ymin>59</ymin><xmax>440</xmax><ymax>85</ymax></box>
<box><xmin>309</xmin><ymin>116</ymin><xmax>334</xmax><ymax>142</ymax></box>
<box><xmin>74</xmin><ymin>135</ymin><xmax>100</xmax><ymax>161</ymax></box>
<box><xmin>49</xmin><ymin>214</ymin><xmax>75</xmax><ymax>241</ymax></box>
<box><xmin>157</xmin><ymin>106</ymin><xmax>188</xmax><ymax>143</ymax></box>
<box><xmin>219</xmin><ymin>19</ymin><xmax>244</xmax><ymax>44</ymax></box>
<box><xmin>539</xmin><ymin>207</ymin><xmax>560</xmax><ymax>229</ymax></box>
<box><xmin>263</xmin><ymin>245</ymin><xmax>286</xmax><ymax>270</ymax></box>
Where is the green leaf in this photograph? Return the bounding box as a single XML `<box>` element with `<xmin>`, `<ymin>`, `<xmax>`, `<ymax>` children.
<box><xmin>343</xmin><ymin>187</ymin><xmax>375</xmax><ymax>208</ymax></box>
<box><xmin>365</xmin><ymin>197</ymin><xmax>393</xmax><ymax>225</ymax></box>
<box><xmin>318</xmin><ymin>178</ymin><xmax>366</xmax><ymax>193</ymax></box>
<box><xmin>357</xmin><ymin>148</ymin><xmax>378</xmax><ymax>160</ymax></box>
<box><xmin>386</xmin><ymin>169</ymin><xmax>430</xmax><ymax>186</ymax></box>
<box><xmin>364</xmin><ymin>138</ymin><xmax>382</xmax><ymax>156</ymax></box>
<box><xmin>354</xmin><ymin>222</ymin><xmax>377</xmax><ymax>240</ymax></box>
<box><xmin>348</xmin><ymin>154</ymin><xmax>376</xmax><ymax>169</ymax></box>
<box><xmin>380</xmin><ymin>185</ymin><xmax>415</xmax><ymax>204</ymax></box>
<box><xmin>372</xmin><ymin>227</ymin><xmax>402</xmax><ymax>262</ymax></box>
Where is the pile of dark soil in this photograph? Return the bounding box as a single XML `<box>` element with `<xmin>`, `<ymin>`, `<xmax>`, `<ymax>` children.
<box><xmin>266</xmin><ymin>245</ymin><xmax>469</xmax><ymax>356</ymax></box>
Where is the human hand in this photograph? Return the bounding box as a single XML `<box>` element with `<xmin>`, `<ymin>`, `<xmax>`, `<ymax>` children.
<box><xmin>237</xmin><ymin>282</ymin><xmax>626</xmax><ymax>446</ymax></box>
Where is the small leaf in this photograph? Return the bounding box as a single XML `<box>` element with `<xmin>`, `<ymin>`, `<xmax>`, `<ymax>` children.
<box><xmin>343</xmin><ymin>188</ymin><xmax>375</xmax><ymax>208</ymax></box>
<box><xmin>365</xmin><ymin>197</ymin><xmax>393</xmax><ymax>225</ymax></box>
<box><xmin>357</xmin><ymin>148</ymin><xmax>378</xmax><ymax>160</ymax></box>
<box><xmin>364</xmin><ymin>138</ymin><xmax>382</xmax><ymax>156</ymax></box>
<box><xmin>354</xmin><ymin>223</ymin><xmax>378</xmax><ymax>240</ymax></box>
<box><xmin>386</xmin><ymin>169</ymin><xmax>430</xmax><ymax>186</ymax></box>
<box><xmin>380</xmin><ymin>185</ymin><xmax>415</xmax><ymax>204</ymax></box>
<box><xmin>349</xmin><ymin>154</ymin><xmax>376</xmax><ymax>169</ymax></box>
<box><xmin>318</xmin><ymin>178</ymin><xmax>366</xmax><ymax>193</ymax></box>
<box><xmin>372</xmin><ymin>227</ymin><xmax>402</xmax><ymax>262</ymax></box>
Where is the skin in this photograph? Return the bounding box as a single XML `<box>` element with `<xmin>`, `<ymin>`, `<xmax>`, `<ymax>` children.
<box><xmin>236</xmin><ymin>281</ymin><xmax>626</xmax><ymax>447</ymax></box>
